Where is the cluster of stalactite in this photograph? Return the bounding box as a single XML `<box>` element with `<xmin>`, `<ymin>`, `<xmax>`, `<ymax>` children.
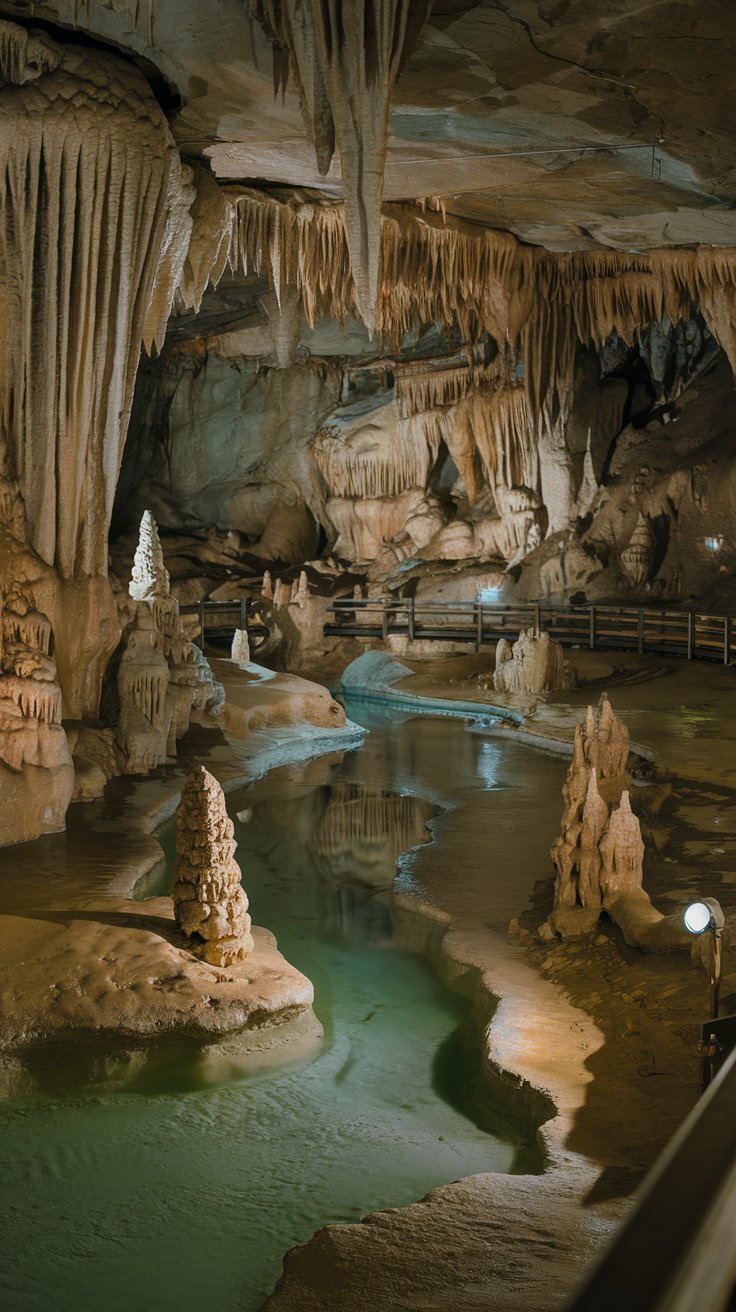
<box><xmin>248</xmin><ymin>0</ymin><xmax>432</xmax><ymax>333</ymax></box>
<box><xmin>0</xmin><ymin>20</ymin><xmax>196</xmax><ymax>581</ymax></box>
<box><xmin>310</xmin><ymin>415</ymin><xmax>441</xmax><ymax>500</ymax></box>
<box><xmin>226</xmin><ymin>188</ymin><xmax>736</xmax><ymax>418</ymax></box>
<box><xmin>393</xmin><ymin>357</ymin><xmax>512</xmax><ymax>419</ymax></box>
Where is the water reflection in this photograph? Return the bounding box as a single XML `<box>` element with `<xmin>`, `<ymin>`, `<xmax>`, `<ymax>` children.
<box><xmin>238</xmin><ymin>781</ymin><xmax>435</xmax><ymax>944</ymax></box>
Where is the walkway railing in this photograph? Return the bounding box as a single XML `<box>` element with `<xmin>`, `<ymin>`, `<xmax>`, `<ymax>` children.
<box><xmin>324</xmin><ymin>599</ymin><xmax>736</xmax><ymax>665</ymax></box>
<box><xmin>179</xmin><ymin>598</ymin><xmax>269</xmax><ymax>650</ymax></box>
<box><xmin>566</xmin><ymin>1043</ymin><xmax>736</xmax><ymax>1312</ymax></box>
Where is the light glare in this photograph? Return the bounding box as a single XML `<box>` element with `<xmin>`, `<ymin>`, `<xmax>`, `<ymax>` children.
<box><xmin>684</xmin><ymin>901</ymin><xmax>711</xmax><ymax>934</ymax></box>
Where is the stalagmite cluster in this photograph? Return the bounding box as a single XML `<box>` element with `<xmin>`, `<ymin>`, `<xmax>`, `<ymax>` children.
<box><xmin>493</xmin><ymin>628</ymin><xmax>569</xmax><ymax>697</ymax></box>
<box><xmin>172</xmin><ymin>764</ymin><xmax>254</xmax><ymax>967</ymax></box>
<box><xmin>548</xmin><ymin>694</ymin><xmax>633</xmax><ymax>937</ymax></box>
<box><xmin>546</xmin><ymin>695</ymin><xmax>689</xmax><ymax>951</ymax></box>
<box><xmin>116</xmin><ymin>512</ymin><xmax>224</xmax><ymax>774</ymax></box>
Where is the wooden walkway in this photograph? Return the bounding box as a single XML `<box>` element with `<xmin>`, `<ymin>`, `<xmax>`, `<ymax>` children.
<box><xmin>324</xmin><ymin>599</ymin><xmax>736</xmax><ymax>665</ymax></box>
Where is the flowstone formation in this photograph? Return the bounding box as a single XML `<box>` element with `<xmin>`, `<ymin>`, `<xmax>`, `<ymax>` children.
<box><xmin>115</xmin><ymin>512</ymin><xmax>224</xmax><ymax>775</ymax></box>
<box><xmin>546</xmin><ymin>695</ymin><xmax>689</xmax><ymax>951</ymax></box>
<box><xmin>0</xmin><ymin>19</ymin><xmax>201</xmax><ymax>718</ymax></box>
<box><xmin>0</xmin><ymin>583</ymin><xmax>73</xmax><ymax>845</ymax></box>
<box><xmin>493</xmin><ymin>629</ymin><xmax>569</xmax><ymax>697</ymax></box>
<box><xmin>172</xmin><ymin>765</ymin><xmax>254</xmax><ymax>967</ymax></box>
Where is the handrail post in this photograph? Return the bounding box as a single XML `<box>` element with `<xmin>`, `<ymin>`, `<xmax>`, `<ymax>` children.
<box><xmin>637</xmin><ymin>610</ymin><xmax>644</xmax><ymax>656</ymax></box>
<box><xmin>240</xmin><ymin>596</ymin><xmax>248</xmax><ymax>632</ymax></box>
<box><xmin>589</xmin><ymin>605</ymin><xmax>596</xmax><ymax>650</ymax></box>
<box><xmin>382</xmin><ymin>599</ymin><xmax>389</xmax><ymax>641</ymax></box>
<box><xmin>475</xmin><ymin>601</ymin><xmax>482</xmax><ymax>652</ymax></box>
<box><xmin>725</xmin><ymin>616</ymin><xmax>732</xmax><ymax>666</ymax></box>
<box><xmin>408</xmin><ymin>595</ymin><xmax>415</xmax><ymax>641</ymax></box>
<box><xmin>198</xmin><ymin>600</ymin><xmax>205</xmax><ymax>650</ymax></box>
<box><xmin>687</xmin><ymin>611</ymin><xmax>695</xmax><ymax>659</ymax></box>
<box><xmin>533</xmin><ymin>602</ymin><xmax>541</xmax><ymax>633</ymax></box>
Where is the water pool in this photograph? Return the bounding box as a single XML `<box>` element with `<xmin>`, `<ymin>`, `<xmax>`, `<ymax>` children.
<box><xmin>0</xmin><ymin>711</ymin><xmax>546</xmax><ymax>1312</ymax></box>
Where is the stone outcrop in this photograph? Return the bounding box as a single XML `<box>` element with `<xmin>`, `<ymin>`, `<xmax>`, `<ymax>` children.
<box><xmin>115</xmin><ymin>512</ymin><xmax>224</xmax><ymax>774</ymax></box>
<box><xmin>493</xmin><ymin>628</ymin><xmax>569</xmax><ymax>697</ymax></box>
<box><xmin>172</xmin><ymin>764</ymin><xmax>254</xmax><ymax>966</ymax></box>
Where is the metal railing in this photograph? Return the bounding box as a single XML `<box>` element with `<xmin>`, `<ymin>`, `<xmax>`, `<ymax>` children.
<box><xmin>566</xmin><ymin>1044</ymin><xmax>736</xmax><ymax>1312</ymax></box>
<box><xmin>324</xmin><ymin>599</ymin><xmax>736</xmax><ymax>665</ymax></box>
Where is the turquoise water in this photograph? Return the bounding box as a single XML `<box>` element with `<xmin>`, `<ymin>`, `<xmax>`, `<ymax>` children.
<box><xmin>0</xmin><ymin>713</ymin><xmax>540</xmax><ymax>1312</ymax></box>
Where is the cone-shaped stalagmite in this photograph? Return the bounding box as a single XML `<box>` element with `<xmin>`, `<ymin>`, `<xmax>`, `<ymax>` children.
<box><xmin>173</xmin><ymin>765</ymin><xmax>254</xmax><ymax>966</ymax></box>
<box><xmin>129</xmin><ymin>510</ymin><xmax>170</xmax><ymax>603</ymax></box>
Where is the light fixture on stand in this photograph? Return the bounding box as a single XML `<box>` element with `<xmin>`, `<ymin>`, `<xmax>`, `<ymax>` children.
<box><xmin>683</xmin><ymin>897</ymin><xmax>730</xmax><ymax>1091</ymax></box>
<box><xmin>683</xmin><ymin>897</ymin><xmax>725</xmax><ymax>1017</ymax></box>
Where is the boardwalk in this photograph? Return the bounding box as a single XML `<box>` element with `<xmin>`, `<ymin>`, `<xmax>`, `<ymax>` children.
<box><xmin>324</xmin><ymin>598</ymin><xmax>736</xmax><ymax>665</ymax></box>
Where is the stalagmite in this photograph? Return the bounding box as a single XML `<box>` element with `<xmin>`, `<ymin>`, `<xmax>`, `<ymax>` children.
<box><xmin>273</xmin><ymin>577</ymin><xmax>292</xmax><ymax>608</ymax></box>
<box><xmin>231</xmin><ymin>629</ymin><xmax>251</xmax><ymax>665</ymax></box>
<box><xmin>129</xmin><ymin>511</ymin><xmax>170</xmax><ymax>603</ymax></box>
<box><xmin>0</xmin><ymin>583</ymin><xmax>73</xmax><ymax>845</ymax></box>
<box><xmin>262</xmin><ymin>571</ymin><xmax>273</xmax><ymax>600</ymax></box>
<box><xmin>545</xmin><ymin>696</ymin><xmax>690</xmax><ymax>951</ymax></box>
<box><xmin>116</xmin><ymin>512</ymin><xmax>224</xmax><ymax>774</ymax></box>
<box><xmin>172</xmin><ymin>764</ymin><xmax>254</xmax><ymax>966</ymax></box>
<box><xmin>493</xmin><ymin>628</ymin><xmax>569</xmax><ymax>696</ymax></box>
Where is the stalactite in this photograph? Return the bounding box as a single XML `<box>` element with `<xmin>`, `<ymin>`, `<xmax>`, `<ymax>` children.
<box><xmin>393</xmin><ymin>358</ymin><xmax>510</xmax><ymax>419</ymax></box>
<box><xmin>226</xmin><ymin>187</ymin><xmax>736</xmax><ymax>417</ymax></box>
<box><xmin>311</xmin><ymin>417</ymin><xmax>441</xmax><ymax>500</ymax></box>
<box><xmin>248</xmin><ymin>1</ymin><xmax>433</xmax><ymax>332</ymax></box>
<box><xmin>0</xmin><ymin>20</ymin><xmax>193</xmax><ymax>580</ymax></box>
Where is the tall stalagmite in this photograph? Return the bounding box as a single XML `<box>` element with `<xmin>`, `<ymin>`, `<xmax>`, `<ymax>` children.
<box><xmin>173</xmin><ymin>765</ymin><xmax>254</xmax><ymax>967</ymax></box>
<box><xmin>0</xmin><ymin>20</ymin><xmax>194</xmax><ymax>715</ymax></box>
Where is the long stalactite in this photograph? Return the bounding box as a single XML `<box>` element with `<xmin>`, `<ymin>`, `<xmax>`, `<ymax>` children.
<box><xmin>248</xmin><ymin>1</ymin><xmax>433</xmax><ymax>334</ymax></box>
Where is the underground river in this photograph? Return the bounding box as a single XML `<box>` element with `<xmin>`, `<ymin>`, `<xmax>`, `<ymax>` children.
<box><xmin>0</xmin><ymin>704</ymin><xmax>566</xmax><ymax>1312</ymax></box>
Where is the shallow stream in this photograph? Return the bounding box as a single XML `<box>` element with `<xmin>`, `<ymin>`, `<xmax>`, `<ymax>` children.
<box><xmin>0</xmin><ymin>705</ymin><xmax>561</xmax><ymax>1312</ymax></box>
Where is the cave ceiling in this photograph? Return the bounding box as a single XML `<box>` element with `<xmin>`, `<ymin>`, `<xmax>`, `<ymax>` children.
<box><xmin>3</xmin><ymin>0</ymin><xmax>735</xmax><ymax>259</ymax></box>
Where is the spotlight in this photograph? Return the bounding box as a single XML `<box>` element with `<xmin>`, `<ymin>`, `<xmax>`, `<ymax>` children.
<box><xmin>683</xmin><ymin>897</ymin><xmax>725</xmax><ymax>1018</ymax></box>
